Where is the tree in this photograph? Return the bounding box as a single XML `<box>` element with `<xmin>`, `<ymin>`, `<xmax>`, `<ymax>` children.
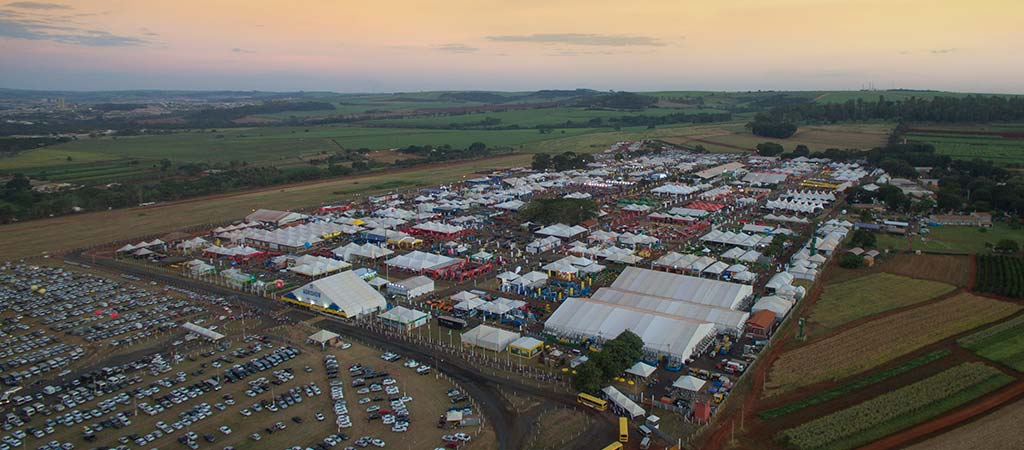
<box><xmin>468</xmin><ymin>142</ymin><xmax>487</xmax><ymax>153</ymax></box>
<box><xmin>765</xmin><ymin>234</ymin><xmax>788</xmax><ymax>258</ymax></box>
<box><xmin>839</xmin><ymin>253</ymin><xmax>865</xmax><ymax>269</ymax></box>
<box><xmin>748</xmin><ymin>114</ymin><xmax>797</xmax><ymax>138</ymax></box>
<box><xmin>3</xmin><ymin>174</ymin><xmax>31</xmax><ymax>192</ymax></box>
<box><xmin>159</xmin><ymin>158</ymin><xmax>172</xmax><ymax>172</ymax></box>
<box><xmin>994</xmin><ymin>239</ymin><xmax>1020</xmax><ymax>254</ymax></box>
<box><xmin>849</xmin><ymin>229</ymin><xmax>877</xmax><ymax>248</ymax></box>
<box><xmin>572</xmin><ymin>361</ymin><xmax>604</xmax><ymax>394</ymax></box>
<box><xmin>793</xmin><ymin>145</ymin><xmax>810</xmax><ymax>157</ymax></box>
<box><xmin>756</xmin><ymin>142</ymin><xmax>785</xmax><ymax>157</ymax></box>
<box><xmin>531</xmin><ymin>153</ymin><xmax>551</xmax><ymax>171</ymax></box>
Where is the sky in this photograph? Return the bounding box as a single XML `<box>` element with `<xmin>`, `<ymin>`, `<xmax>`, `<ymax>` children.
<box><xmin>0</xmin><ymin>0</ymin><xmax>1022</xmax><ymax>93</ymax></box>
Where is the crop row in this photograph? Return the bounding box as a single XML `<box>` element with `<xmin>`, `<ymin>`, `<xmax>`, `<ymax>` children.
<box><xmin>976</xmin><ymin>255</ymin><xmax>1024</xmax><ymax>298</ymax></box>
<box><xmin>764</xmin><ymin>293</ymin><xmax>1019</xmax><ymax>396</ymax></box>
<box><xmin>758</xmin><ymin>349</ymin><xmax>950</xmax><ymax>420</ymax></box>
<box><xmin>779</xmin><ymin>362</ymin><xmax>1011</xmax><ymax>450</ymax></box>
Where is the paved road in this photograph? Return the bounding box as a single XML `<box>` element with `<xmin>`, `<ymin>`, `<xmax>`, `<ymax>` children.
<box><xmin>73</xmin><ymin>253</ymin><xmax>616</xmax><ymax>450</ymax></box>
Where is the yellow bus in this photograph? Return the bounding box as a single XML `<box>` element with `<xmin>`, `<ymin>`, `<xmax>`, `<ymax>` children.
<box><xmin>618</xmin><ymin>416</ymin><xmax>629</xmax><ymax>443</ymax></box>
<box><xmin>601</xmin><ymin>443</ymin><xmax>624</xmax><ymax>450</ymax></box>
<box><xmin>577</xmin><ymin>392</ymin><xmax>608</xmax><ymax>411</ymax></box>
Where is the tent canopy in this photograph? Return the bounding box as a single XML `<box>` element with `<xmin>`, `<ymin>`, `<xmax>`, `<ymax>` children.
<box><xmin>626</xmin><ymin>362</ymin><xmax>657</xmax><ymax>379</ymax></box>
<box><xmin>672</xmin><ymin>375</ymin><xmax>707</xmax><ymax>392</ymax></box>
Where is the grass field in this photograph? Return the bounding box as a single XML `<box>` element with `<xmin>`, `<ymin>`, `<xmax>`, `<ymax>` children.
<box><xmin>778</xmin><ymin>362</ymin><xmax>1013</xmax><ymax>450</ymax></box>
<box><xmin>0</xmin><ymin>155</ymin><xmax>530</xmax><ymax>259</ymax></box>
<box><xmin>903</xmin><ymin>126</ymin><xmax>1024</xmax><ymax>165</ymax></box>
<box><xmin>959</xmin><ymin>314</ymin><xmax>1024</xmax><ymax>371</ymax></box>
<box><xmin>362</xmin><ymin>106</ymin><xmax>722</xmax><ymax>129</ymax></box>
<box><xmin>765</xmin><ymin>293</ymin><xmax>1019</xmax><ymax>396</ymax></box>
<box><xmin>657</xmin><ymin>122</ymin><xmax>891</xmax><ymax>153</ymax></box>
<box><xmin>903</xmin><ymin>395</ymin><xmax>1024</xmax><ymax>450</ymax></box>
<box><xmin>876</xmin><ymin>223</ymin><xmax>1024</xmax><ymax>254</ymax></box>
<box><xmin>807</xmin><ymin>273</ymin><xmax>956</xmax><ymax>333</ymax></box>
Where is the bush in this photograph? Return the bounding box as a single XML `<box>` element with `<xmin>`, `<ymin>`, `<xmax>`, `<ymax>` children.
<box><xmin>839</xmin><ymin>253</ymin><xmax>864</xmax><ymax>269</ymax></box>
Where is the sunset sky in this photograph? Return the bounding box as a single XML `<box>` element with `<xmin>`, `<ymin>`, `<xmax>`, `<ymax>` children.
<box><xmin>1</xmin><ymin>0</ymin><xmax>1021</xmax><ymax>93</ymax></box>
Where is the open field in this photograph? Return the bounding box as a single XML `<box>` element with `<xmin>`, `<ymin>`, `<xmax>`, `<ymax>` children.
<box><xmin>778</xmin><ymin>362</ymin><xmax>1013</xmax><ymax>450</ymax></box>
<box><xmin>692</xmin><ymin>123</ymin><xmax>892</xmax><ymax>153</ymax></box>
<box><xmin>659</xmin><ymin>122</ymin><xmax>891</xmax><ymax>153</ymax></box>
<box><xmin>876</xmin><ymin>223</ymin><xmax>1024</xmax><ymax>254</ymax></box>
<box><xmin>0</xmin><ymin>125</ymin><xmax>595</xmax><ymax>171</ymax></box>
<box><xmin>765</xmin><ymin>293</ymin><xmax>1020</xmax><ymax>396</ymax></box>
<box><xmin>362</xmin><ymin>105</ymin><xmax>720</xmax><ymax>128</ymax></box>
<box><xmin>0</xmin><ymin>155</ymin><xmax>529</xmax><ymax>259</ymax></box>
<box><xmin>527</xmin><ymin>408</ymin><xmax>592</xmax><ymax>450</ymax></box>
<box><xmin>812</xmin><ymin>90</ymin><xmax>984</xmax><ymax>104</ymax></box>
<box><xmin>903</xmin><ymin>122</ymin><xmax>1024</xmax><ymax>165</ymax></box>
<box><xmin>872</xmin><ymin>253</ymin><xmax>974</xmax><ymax>286</ymax></box>
<box><xmin>904</xmin><ymin>398</ymin><xmax>1024</xmax><ymax>450</ymax></box>
<box><xmin>807</xmin><ymin>273</ymin><xmax>956</xmax><ymax>333</ymax></box>
<box><xmin>959</xmin><ymin>314</ymin><xmax>1024</xmax><ymax>371</ymax></box>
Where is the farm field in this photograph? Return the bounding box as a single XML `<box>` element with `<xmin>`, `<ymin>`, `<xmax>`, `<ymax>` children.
<box><xmin>807</xmin><ymin>272</ymin><xmax>956</xmax><ymax>333</ymax></box>
<box><xmin>758</xmin><ymin>349</ymin><xmax>951</xmax><ymax>420</ymax></box>
<box><xmin>870</xmin><ymin>253</ymin><xmax>974</xmax><ymax>286</ymax></box>
<box><xmin>361</xmin><ymin>106</ymin><xmax>719</xmax><ymax>128</ymax></box>
<box><xmin>903</xmin><ymin>398</ymin><xmax>1024</xmax><ymax>450</ymax></box>
<box><xmin>764</xmin><ymin>293</ymin><xmax>1020</xmax><ymax>396</ymax></box>
<box><xmin>812</xmin><ymin>90</ymin><xmax>986</xmax><ymax>104</ymax></box>
<box><xmin>976</xmin><ymin>255</ymin><xmax>1024</xmax><ymax>298</ymax></box>
<box><xmin>0</xmin><ymin>154</ymin><xmax>529</xmax><ymax>259</ymax></box>
<box><xmin>904</xmin><ymin>129</ymin><xmax>1024</xmax><ymax>165</ymax></box>
<box><xmin>875</xmin><ymin>223</ymin><xmax>1024</xmax><ymax>254</ymax></box>
<box><xmin>662</xmin><ymin>122</ymin><xmax>892</xmax><ymax>153</ymax></box>
<box><xmin>959</xmin><ymin>314</ymin><xmax>1024</xmax><ymax>371</ymax></box>
<box><xmin>0</xmin><ymin>125</ymin><xmax>598</xmax><ymax>172</ymax></box>
<box><xmin>778</xmin><ymin>362</ymin><xmax>1013</xmax><ymax>450</ymax></box>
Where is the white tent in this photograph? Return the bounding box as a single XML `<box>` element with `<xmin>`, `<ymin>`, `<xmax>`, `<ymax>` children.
<box><xmin>601</xmin><ymin>386</ymin><xmax>645</xmax><ymax>418</ymax></box>
<box><xmin>379</xmin><ymin>306</ymin><xmax>429</xmax><ymax>330</ymax></box>
<box><xmin>672</xmin><ymin>375</ymin><xmax>707</xmax><ymax>392</ymax></box>
<box><xmin>625</xmin><ymin>362</ymin><xmax>657</xmax><ymax>379</ymax></box>
<box><xmin>290</xmin><ymin>271</ymin><xmax>386</xmax><ymax>318</ymax></box>
<box><xmin>461</xmin><ymin>325</ymin><xmax>520</xmax><ymax>352</ymax></box>
<box><xmin>610</xmin><ymin>267</ymin><xmax>752</xmax><ymax>310</ymax></box>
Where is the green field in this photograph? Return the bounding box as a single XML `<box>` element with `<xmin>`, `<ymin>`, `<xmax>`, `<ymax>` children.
<box><xmin>959</xmin><ymin>315</ymin><xmax>1024</xmax><ymax>371</ymax></box>
<box><xmin>904</xmin><ymin>131</ymin><xmax>1024</xmax><ymax>165</ymax></box>
<box><xmin>808</xmin><ymin>273</ymin><xmax>956</xmax><ymax>332</ymax></box>
<box><xmin>876</xmin><ymin>223</ymin><xmax>1024</xmax><ymax>254</ymax></box>
<box><xmin>0</xmin><ymin>121</ymin><xmax>750</xmax><ymax>184</ymax></box>
<box><xmin>362</xmin><ymin>105</ymin><xmax>723</xmax><ymax>128</ymax></box>
<box><xmin>779</xmin><ymin>362</ymin><xmax>1013</xmax><ymax>450</ymax></box>
<box><xmin>0</xmin><ymin>125</ymin><xmax>602</xmax><ymax>176</ymax></box>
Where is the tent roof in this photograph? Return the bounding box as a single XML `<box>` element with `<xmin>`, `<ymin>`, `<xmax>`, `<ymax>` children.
<box><xmin>308</xmin><ymin>329</ymin><xmax>340</xmax><ymax>344</ymax></box>
<box><xmin>291</xmin><ymin>271</ymin><xmax>386</xmax><ymax>317</ymax></box>
<box><xmin>626</xmin><ymin>362</ymin><xmax>657</xmax><ymax>378</ymax></box>
<box><xmin>672</xmin><ymin>375</ymin><xmax>706</xmax><ymax>392</ymax></box>
<box><xmin>601</xmin><ymin>386</ymin><xmax>645</xmax><ymax>418</ymax></box>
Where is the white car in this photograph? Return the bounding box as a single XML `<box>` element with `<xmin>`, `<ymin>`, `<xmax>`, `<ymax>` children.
<box><xmin>219</xmin><ymin>426</ymin><xmax>231</xmax><ymax>435</ymax></box>
<box><xmin>371</xmin><ymin>438</ymin><xmax>386</xmax><ymax>447</ymax></box>
<box><xmin>341</xmin><ymin>343</ymin><xmax>352</xmax><ymax>350</ymax></box>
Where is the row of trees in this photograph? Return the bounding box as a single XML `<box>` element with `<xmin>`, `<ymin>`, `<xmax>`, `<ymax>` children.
<box><xmin>572</xmin><ymin>331</ymin><xmax>645</xmax><ymax>394</ymax></box>
<box><xmin>531</xmin><ymin>151</ymin><xmax>594</xmax><ymax>172</ymax></box>
<box><xmin>766</xmin><ymin>95</ymin><xmax>1024</xmax><ymax>124</ymax></box>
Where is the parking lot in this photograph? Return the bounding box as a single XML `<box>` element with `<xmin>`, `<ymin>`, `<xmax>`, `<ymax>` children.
<box><xmin>0</xmin><ymin>262</ymin><xmax>493</xmax><ymax>450</ymax></box>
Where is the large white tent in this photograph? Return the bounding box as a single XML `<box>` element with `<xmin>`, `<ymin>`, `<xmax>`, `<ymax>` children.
<box><xmin>290</xmin><ymin>271</ymin><xmax>386</xmax><ymax>318</ymax></box>
<box><xmin>544</xmin><ymin>298</ymin><xmax>715</xmax><ymax>361</ymax></box>
<box><xmin>461</xmin><ymin>325</ymin><xmax>520</xmax><ymax>352</ymax></box>
<box><xmin>385</xmin><ymin>251</ymin><xmax>462</xmax><ymax>272</ymax></box>
<box><xmin>610</xmin><ymin>267</ymin><xmax>752</xmax><ymax>310</ymax></box>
